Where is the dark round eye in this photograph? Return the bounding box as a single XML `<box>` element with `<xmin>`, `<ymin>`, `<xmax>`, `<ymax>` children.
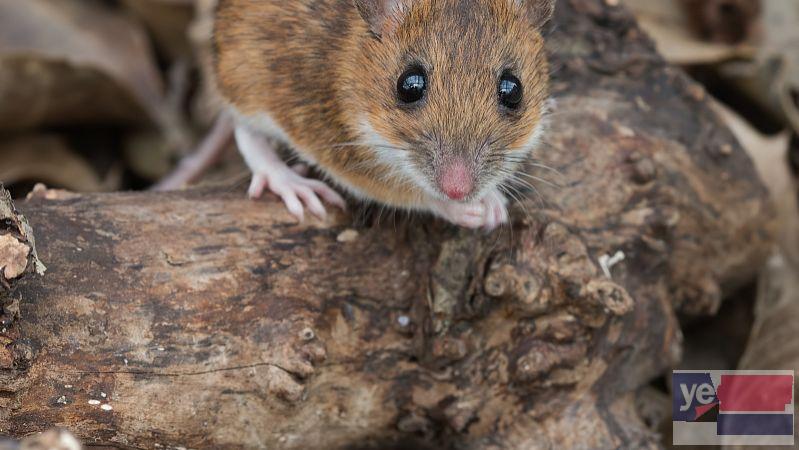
<box><xmin>498</xmin><ymin>72</ymin><xmax>523</xmax><ymax>110</ymax></box>
<box><xmin>397</xmin><ymin>67</ymin><xmax>427</xmax><ymax>104</ymax></box>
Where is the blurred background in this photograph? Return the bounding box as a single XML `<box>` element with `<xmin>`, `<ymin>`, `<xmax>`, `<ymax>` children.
<box><xmin>0</xmin><ymin>0</ymin><xmax>234</xmax><ymax>199</ymax></box>
<box><xmin>0</xmin><ymin>0</ymin><xmax>798</xmax><ymax>448</ymax></box>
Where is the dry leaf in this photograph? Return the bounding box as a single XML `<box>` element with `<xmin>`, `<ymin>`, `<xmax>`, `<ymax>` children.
<box><xmin>0</xmin><ymin>135</ymin><xmax>109</xmax><ymax>192</ymax></box>
<box><xmin>678</xmin><ymin>0</ymin><xmax>762</xmax><ymax>45</ymax></box>
<box><xmin>622</xmin><ymin>0</ymin><xmax>755</xmax><ymax>65</ymax></box>
<box><xmin>759</xmin><ymin>0</ymin><xmax>799</xmax><ymax>134</ymax></box>
<box><xmin>0</xmin><ymin>0</ymin><xmax>184</xmax><ymax>141</ymax></box>
<box><xmin>122</xmin><ymin>0</ymin><xmax>194</xmax><ymax>61</ymax></box>
<box><xmin>124</xmin><ymin>131</ymin><xmax>178</xmax><ymax>181</ymax></box>
<box><xmin>709</xmin><ymin>100</ymin><xmax>791</xmax><ymax>197</ymax></box>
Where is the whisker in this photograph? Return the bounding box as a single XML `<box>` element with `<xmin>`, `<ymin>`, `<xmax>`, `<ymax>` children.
<box><xmin>499</xmin><ymin>183</ymin><xmax>536</xmax><ymax>224</ymax></box>
<box><xmin>512</xmin><ymin>171</ymin><xmax>561</xmax><ymax>189</ymax></box>
<box><xmin>499</xmin><ymin>172</ymin><xmax>548</xmax><ymax>210</ymax></box>
<box><xmin>511</xmin><ymin>180</ymin><xmax>546</xmax><ymax>211</ymax></box>
<box><xmin>526</xmin><ymin>162</ymin><xmax>564</xmax><ymax>177</ymax></box>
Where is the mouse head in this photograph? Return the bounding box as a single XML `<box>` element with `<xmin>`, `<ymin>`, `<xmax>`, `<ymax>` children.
<box><xmin>344</xmin><ymin>0</ymin><xmax>553</xmax><ymax>202</ymax></box>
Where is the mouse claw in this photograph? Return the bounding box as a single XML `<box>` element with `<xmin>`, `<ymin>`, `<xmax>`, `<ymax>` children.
<box><xmin>302</xmin><ymin>178</ymin><xmax>347</xmax><ymax>211</ymax></box>
<box><xmin>432</xmin><ymin>201</ymin><xmax>483</xmax><ymax>229</ymax></box>
<box><xmin>483</xmin><ymin>190</ymin><xmax>509</xmax><ymax>232</ymax></box>
<box><xmin>248</xmin><ymin>174</ymin><xmax>269</xmax><ymax>199</ymax></box>
<box><xmin>250</xmin><ymin>168</ymin><xmax>346</xmax><ymax>223</ymax></box>
<box><xmin>294</xmin><ymin>185</ymin><xmax>327</xmax><ymax>220</ymax></box>
<box><xmin>457</xmin><ymin>204</ymin><xmax>487</xmax><ymax>228</ymax></box>
<box><xmin>274</xmin><ymin>188</ymin><xmax>305</xmax><ymax>223</ymax></box>
<box><xmin>236</xmin><ymin>125</ymin><xmax>345</xmax><ymax>220</ymax></box>
<box><xmin>432</xmin><ymin>189</ymin><xmax>509</xmax><ymax>230</ymax></box>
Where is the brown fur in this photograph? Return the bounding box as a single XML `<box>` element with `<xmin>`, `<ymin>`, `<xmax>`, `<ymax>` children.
<box><xmin>214</xmin><ymin>0</ymin><xmax>552</xmax><ymax>209</ymax></box>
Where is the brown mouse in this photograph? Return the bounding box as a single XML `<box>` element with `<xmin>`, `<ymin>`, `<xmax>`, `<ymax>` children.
<box><xmin>214</xmin><ymin>0</ymin><xmax>554</xmax><ymax>229</ymax></box>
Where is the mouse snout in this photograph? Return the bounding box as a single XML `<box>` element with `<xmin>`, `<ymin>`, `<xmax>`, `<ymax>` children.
<box><xmin>437</xmin><ymin>160</ymin><xmax>474</xmax><ymax>201</ymax></box>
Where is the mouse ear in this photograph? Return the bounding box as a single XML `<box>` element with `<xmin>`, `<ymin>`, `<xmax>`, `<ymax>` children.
<box><xmin>514</xmin><ymin>0</ymin><xmax>556</xmax><ymax>28</ymax></box>
<box><xmin>354</xmin><ymin>0</ymin><xmax>413</xmax><ymax>37</ymax></box>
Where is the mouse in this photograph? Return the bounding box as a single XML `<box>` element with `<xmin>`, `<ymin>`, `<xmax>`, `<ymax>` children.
<box><xmin>213</xmin><ymin>0</ymin><xmax>554</xmax><ymax>230</ymax></box>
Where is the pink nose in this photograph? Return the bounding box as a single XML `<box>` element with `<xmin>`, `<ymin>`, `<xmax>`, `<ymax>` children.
<box><xmin>438</xmin><ymin>161</ymin><xmax>473</xmax><ymax>201</ymax></box>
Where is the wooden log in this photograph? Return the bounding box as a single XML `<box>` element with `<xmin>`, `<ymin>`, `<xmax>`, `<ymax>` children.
<box><xmin>0</xmin><ymin>185</ymin><xmax>45</xmax><ymax>371</ymax></box>
<box><xmin>0</xmin><ymin>0</ymin><xmax>775</xmax><ymax>448</ymax></box>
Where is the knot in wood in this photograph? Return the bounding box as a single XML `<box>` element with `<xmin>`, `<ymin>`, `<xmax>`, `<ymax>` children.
<box><xmin>299</xmin><ymin>327</ymin><xmax>315</xmax><ymax>341</ymax></box>
<box><xmin>631</xmin><ymin>156</ymin><xmax>657</xmax><ymax>184</ymax></box>
<box><xmin>484</xmin><ymin>264</ymin><xmax>546</xmax><ymax>314</ymax></box>
<box><xmin>581</xmin><ymin>279</ymin><xmax>634</xmax><ymax>316</ymax></box>
<box><xmin>511</xmin><ymin>340</ymin><xmax>588</xmax><ymax>384</ymax></box>
<box><xmin>431</xmin><ymin>336</ymin><xmax>468</xmax><ymax>363</ymax></box>
<box><xmin>265</xmin><ymin>365</ymin><xmax>305</xmax><ymax>405</ymax></box>
<box><xmin>397</xmin><ymin>412</ymin><xmax>431</xmax><ymax>434</ymax></box>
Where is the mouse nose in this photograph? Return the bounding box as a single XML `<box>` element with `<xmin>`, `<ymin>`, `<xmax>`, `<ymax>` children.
<box><xmin>438</xmin><ymin>160</ymin><xmax>474</xmax><ymax>201</ymax></box>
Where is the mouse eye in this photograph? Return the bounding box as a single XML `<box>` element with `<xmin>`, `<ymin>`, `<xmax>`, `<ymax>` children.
<box><xmin>397</xmin><ymin>67</ymin><xmax>427</xmax><ymax>104</ymax></box>
<box><xmin>498</xmin><ymin>72</ymin><xmax>523</xmax><ymax>110</ymax></box>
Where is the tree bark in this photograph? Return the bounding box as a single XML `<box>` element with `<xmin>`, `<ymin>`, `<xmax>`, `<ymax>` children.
<box><xmin>0</xmin><ymin>0</ymin><xmax>776</xmax><ymax>449</ymax></box>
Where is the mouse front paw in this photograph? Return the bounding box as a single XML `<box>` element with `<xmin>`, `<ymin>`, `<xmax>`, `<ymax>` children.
<box><xmin>249</xmin><ymin>164</ymin><xmax>346</xmax><ymax>223</ymax></box>
<box><xmin>432</xmin><ymin>189</ymin><xmax>509</xmax><ymax>231</ymax></box>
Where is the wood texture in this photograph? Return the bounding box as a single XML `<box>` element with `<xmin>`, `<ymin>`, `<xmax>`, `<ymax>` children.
<box><xmin>0</xmin><ymin>0</ymin><xmax>775</xmax><ymax>448</ymax></box>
